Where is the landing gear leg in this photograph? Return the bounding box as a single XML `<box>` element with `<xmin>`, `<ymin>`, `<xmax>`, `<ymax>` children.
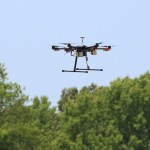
<box><xmin>62</xmin><ymin>57</ymin><xmax>88</xmax><ymax>73</ymax></box>
<box><xmin>86</xmin><ymin>56</ymin><xmax>90</xmax><ymax>70</ymax></box>
<box><xmin>76</xmin><ymin>56</ymin><xmax>103</xmax><ymax>72</ymax></box>
<box><xmin>74</xmin><ymin>56</ymin><xmax>78</xmax><ymax>71</ymax></box>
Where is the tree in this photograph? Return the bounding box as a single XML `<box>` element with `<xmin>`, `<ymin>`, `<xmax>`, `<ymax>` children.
<box><xmin>58</xmin><ymin>87</ymin><xmax>78</xmax><ymax>111</ymax></box>
<box><xmin>107</xmin><ymin>73</ymin><xmax>150</xmax><ymax>149</ymax></box>
<box><xmin>1</xmin><ymin>62</ymin><xmax>150</xmax><ymax>149</ymax></box>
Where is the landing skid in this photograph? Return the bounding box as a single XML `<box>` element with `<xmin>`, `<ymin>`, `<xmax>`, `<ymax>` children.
<box><xmin>62</xmin><ymin>70</ymin><xmax>88</xmax><ymax>73</ymax></box>
<box><xmin>62</xmin><ymin>57</ymin><xmax>103</xmax><ymax>73</ymax></box>
<box><xmin>76</xmin><ymin>68</ymin><xmax>103</xmax><ymax>71</ymax></box>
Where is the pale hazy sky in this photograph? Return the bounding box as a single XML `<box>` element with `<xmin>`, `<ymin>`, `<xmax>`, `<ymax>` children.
<box><xmin>0</xmin><ymin>0</ymin><xmax>150</xmax><ymax>106</ymax></box>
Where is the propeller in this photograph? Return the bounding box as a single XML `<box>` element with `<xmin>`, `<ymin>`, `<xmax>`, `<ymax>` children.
<box><xmin>90</xmin><ymin>42</ymin><xmax>103</xmax><ymax>47</ymax></box>
<box><xmin>59</xmin><ymin>43</ymin><xmax>68</xmax><ymax>45</ymax></box>
<box><xmin>59</xmin><ymin>43</ymin><xmax>76</xmax><ymax>45</ymax></box>
<box><xmin>101</xmin><ymin>45</ymin><xmax>108</xmax><ymax>47</ymax></box>
<box><xmin>95</xmin><ymin>42</ymin><xmax>103</xmax><ymax>44</ymax></box>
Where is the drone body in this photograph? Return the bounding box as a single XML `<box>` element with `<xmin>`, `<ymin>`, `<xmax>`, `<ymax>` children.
<box><xmin>52</xmin><ymin>37</ymin><xmax>112</xmax><ymax>73</ymax></box>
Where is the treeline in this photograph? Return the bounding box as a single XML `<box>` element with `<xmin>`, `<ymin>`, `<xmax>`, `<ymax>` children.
<box><xmin>0</xmin><ymin>63</ymin><xmax>150</xmax><ymax>150</ymax></box>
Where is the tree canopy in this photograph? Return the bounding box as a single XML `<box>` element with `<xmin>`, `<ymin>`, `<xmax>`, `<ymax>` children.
<box><xmin>0</xmin><ymin>63</ymin><xmax>150</xmax><ymax>150</ymax></box>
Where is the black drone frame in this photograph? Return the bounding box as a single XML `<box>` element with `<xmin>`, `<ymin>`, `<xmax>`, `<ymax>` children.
<box><xmin>62</xmin><ymin>56</ymin><xmax>103</xmax><ymax>73</ymax></box>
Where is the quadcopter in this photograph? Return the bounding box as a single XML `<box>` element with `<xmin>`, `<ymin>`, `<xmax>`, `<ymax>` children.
<box><xmin>52</xmin><ymin>37</ymin><xmax>112</xmax><ymax>73</ymax></box>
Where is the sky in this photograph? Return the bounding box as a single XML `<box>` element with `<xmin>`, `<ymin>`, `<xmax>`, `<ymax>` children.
<box><xmin>0</xmin><ymin>0</ymin><xmax>150</xmax><ymax>107</ymax></box>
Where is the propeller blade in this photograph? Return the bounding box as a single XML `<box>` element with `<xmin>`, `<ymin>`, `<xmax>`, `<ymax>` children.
<box><xmin>59</xmin><ymin>43</ymin><xmax>76</xmax><ymax>45</ymax></box>
<box><xmin>59</xmin><ymin>43</ymin><xmax>68</xmax><ymax>45</ymax></box>
<box><xmin>96</xmin><ymin>42</ymin><xmax>103</xmax><ymax>44</ymax></box>
<box><xmin>101</xmin><ymin>45</ymin><xmax>108</xmax><ymax>47</ymax></box>
<box><xmin>111</xmin><ymin>45</ymin><xmax>117</xmax><ymax>47</ymax></box>
<box><xmin>91</xmin><ymin>42</ymin><xmax>103</xmax><ymax>45</ymax></box>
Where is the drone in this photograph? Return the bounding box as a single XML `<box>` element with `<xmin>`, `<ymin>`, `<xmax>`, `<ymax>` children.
<box><xmin>52</xmin><ymin>37</ymin><xmax>112</xmax><ymax>73</ymax></box>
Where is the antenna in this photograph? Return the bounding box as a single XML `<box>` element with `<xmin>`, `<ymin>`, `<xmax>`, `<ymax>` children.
<box><xmin>80</xmin><ymin>37</ymin><xmax>85</xmax><ymax>44</ymax></box>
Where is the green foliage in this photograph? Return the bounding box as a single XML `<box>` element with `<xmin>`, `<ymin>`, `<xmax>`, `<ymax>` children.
<box><xmin>58</xmin><ymin>87</ymin><xmax>78</xmax><ymax>111</ymax></box>
<box><xmin>0</xmin><ymin>63</ymin><xmax>150</xmax><ymax>149</ymax></box>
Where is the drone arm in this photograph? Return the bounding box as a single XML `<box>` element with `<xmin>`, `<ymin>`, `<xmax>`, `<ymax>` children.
<box><xmin>52</xmin><ymin>47</ymin><xmax>71</xmax><ymax>52</ymax></box>
<box><xmin>97</xmin><ymin>47</ymin><xmax>111</xmax><ymax>51</ymax></box>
